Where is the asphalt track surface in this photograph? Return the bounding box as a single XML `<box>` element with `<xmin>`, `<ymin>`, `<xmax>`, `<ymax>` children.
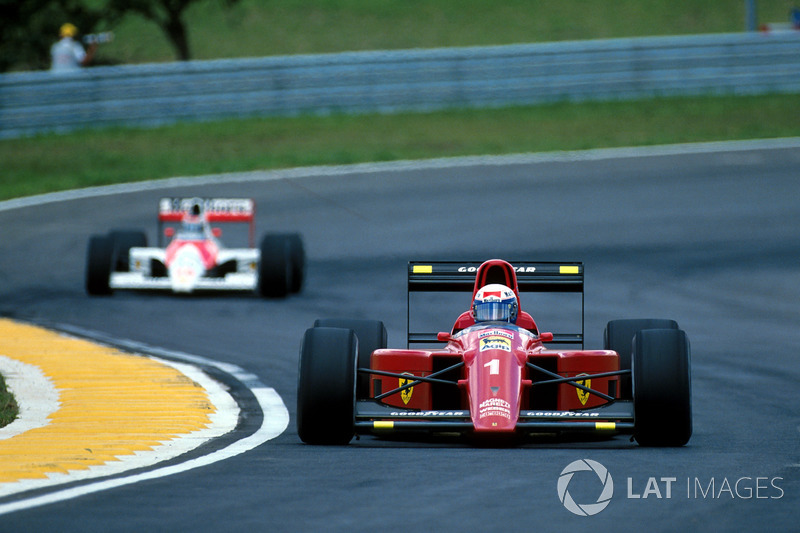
<box><xmin>0</xmin><ymin>139</ymin><xmax>798</xmax><ymax>532</ymax></box>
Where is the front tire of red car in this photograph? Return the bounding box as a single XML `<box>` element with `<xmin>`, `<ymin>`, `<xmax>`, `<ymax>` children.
<box><xmin>632</xmin><ymin>328</ymin><xmax>692</xmax><ymax>447</ymax></box>
<box><xmin>297</xmin><ymin>327</ymin><xmax>357</xmax><ymax>445</ymax></box>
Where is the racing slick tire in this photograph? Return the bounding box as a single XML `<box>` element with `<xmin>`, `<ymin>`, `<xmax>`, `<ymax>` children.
<box><xmin>86</xmin><ymin>234</ymin><xmax>114</xmax><ymax>296</ymax></box>
<box><xmin>313</xmin><ymin>318</ymin><xmax>387</xmax><ymax>399</ymax></box>
<box><xmin>604</xmin><ymin>319</ymin><xmax>679</xmax><ymax>399</ymax></box>
<box><xmin>109</xmin><ymin>229</ymin><xmax>147</xmax><ymax>272</ymax></box>
<box><xmin>297</xmin><ymin>327</ymin><xmax>358</xmax><ymax>445</ymax></box>
<box><xmin>258</xmin><ymin>234</ymin><xmax>293</xmax><ymax>298</ymax></box>
<box><xmin>632</xmin><ymin>328</ymin><xmax>692</xmax><ymax>447</ymax></box>
<box><xmin>288</xmin><ymin>233</ymin><xmax>305</xmax><ymax>294</ymax></box>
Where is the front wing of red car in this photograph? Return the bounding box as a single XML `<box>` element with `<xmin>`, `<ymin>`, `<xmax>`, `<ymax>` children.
<box><xmin>353</xmin><ymin>399</ymin><xmax>635</xmax><ymax>437</ymax></box>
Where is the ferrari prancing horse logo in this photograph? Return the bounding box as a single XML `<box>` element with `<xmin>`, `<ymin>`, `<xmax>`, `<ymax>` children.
<box><xmin>399</xmin><ymin>372</ymin><xmax>415</xmax><ymax>405</ymax></box>
<box><xmin>576</xmin><ymin>374</ymin><xmax>591</xmax><ymax>406</ymax></box>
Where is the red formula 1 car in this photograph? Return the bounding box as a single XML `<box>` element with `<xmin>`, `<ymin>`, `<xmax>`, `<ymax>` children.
<box><xmin>297</xmin><ymin>259</ymin><xmax>691</xmax><ymax>446</ymax></box>
<box><xmin>85</xmin><ymin>197</ymin><xmax>304</xmax><ymax>298</ymax></box>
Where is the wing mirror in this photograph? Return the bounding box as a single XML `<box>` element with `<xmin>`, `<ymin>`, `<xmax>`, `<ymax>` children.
<box><xmin>538</xmin><ymin>332</ymin><xmax>554</xmax><ymax>342</ymax></box>
<box><xmin>212</xmin><ymin>227</ymin><xmax>222</xmax><ymax>237</ymax></box>
<box><xmin>164</xmin><ymin>227</ymin><xmax>175</xmax><ymax>238</ymax></box>
<box><xmin>437</xmin><ymin>332</ymin><xmax>452</xmax><ymax>342</ymax></box>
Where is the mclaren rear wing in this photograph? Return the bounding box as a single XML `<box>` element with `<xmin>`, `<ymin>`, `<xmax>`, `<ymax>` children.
<box><xmin>157</xmin><ymin>197</ymin><xmax>256</xmax><ymax>247</ymax></box>
<box><xmin>407</xmin><ymin>261</ymin><xmax>584</xmax><ymax>348</ymax></box>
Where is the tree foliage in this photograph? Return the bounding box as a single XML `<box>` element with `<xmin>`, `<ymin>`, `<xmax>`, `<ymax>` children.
<box><xmin>104</xmin><ymin>0</ymin><xmax>240</xmax><ymax>62</ymax></box>
<box><xmin>0</xmin><ymin>0</ymin><xmax>240</xmax><ymax>72</ymax></box>
<box><xmin>0</xmin><ymin>0</ymin><xmax>102</xmax><ymax>71</ymax></box>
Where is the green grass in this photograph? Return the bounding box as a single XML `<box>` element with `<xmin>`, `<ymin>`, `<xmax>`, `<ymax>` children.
<box><xmin>97</xmin><ymin>0</ymin><xmax>791</xmax><ymax>65</ymax></box>
<box><xmin>2</xmin><ymin>93</ymin><xmax>798</xmax><ymax>201</ymax></box>
<box><xmin>0</xmin><ymin>374</ymin><xmax>18</xmax><ymax>429</ymax></box>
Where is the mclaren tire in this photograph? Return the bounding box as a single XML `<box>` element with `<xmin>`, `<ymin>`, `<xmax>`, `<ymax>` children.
<box><xmin>258</xmin><ymin>234</ymin><xmax>292</xmax><ymax>298</ymax></box>
<box><xmin>86</xmin><ymin>234</ymin><xmax>114</xmax><ymax>296</ymax></box>
<box><xmin>109</xmin><ymin>229</ymin><xmax>147</xmax><ymax>272</ymax></box>
<box><xmin>288</xmin><ymin>233</ymin><xmax>305</xmax><ymax>294</ymax></box>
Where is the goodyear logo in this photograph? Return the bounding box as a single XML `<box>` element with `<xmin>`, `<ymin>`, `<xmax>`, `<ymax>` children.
<box><xmin>480</xmin><ymin>336</ymin><xmax>511</xmax><ymax>352</ymax></box>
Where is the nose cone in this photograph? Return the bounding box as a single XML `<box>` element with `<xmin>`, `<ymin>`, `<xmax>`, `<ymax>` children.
<box><xmin>469</xmin><ymin>346</ymin><xmax>523</xmax><ymax>433</ymax></box>
<box><xmin>169</xmin><ymin>244</ymin><xmax>204</xmax><ymax>292</ymax></box>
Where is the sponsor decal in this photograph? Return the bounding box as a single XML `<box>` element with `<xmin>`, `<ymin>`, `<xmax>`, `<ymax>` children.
<box><xmin>576</xmin><ymin>374</ymin><xmax>591</xmax><ymax>405</ymax></box>
<box><xmin>480</xmin><ymin>336</ymin><xmax>511</xmax><ymax>352</ymax></box>
<box><xmin>478</xmin><ymin>398</ymin><xmax>512</xmax><ymax>419</ymax></box>
<box><xmin>457</xmin><ymin>266</ymin><xmax>537</xmax><ymax>273</ymax></box>
<box><xmin>161</xmin><ymin>197</ymin><xmax>253</xmax><ymax>215</ymax></box>
<box><xmin>523</xmin><ymin>411</ymin><xmax>600</xmax><ymax>417</ymax></box>
<box><xmin>478</xmin><ymin>329</ymin><xmax>514</xmax><ymax>340</ymax></box>
<box><xmin>399</xmin><ymin>372</ymin><xmax>414</xmax><ymax>405</ymax></box>
<box><xmin>388</xmin><ymin>410</ymin><xmax>467</xmax><ymax>417</ymax></box>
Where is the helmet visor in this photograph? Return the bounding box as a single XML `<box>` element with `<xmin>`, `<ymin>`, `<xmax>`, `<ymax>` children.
<box><xmin>473</xmin><ymin>301</ymin><xmax>513</xmax><ymax>322</ymax></box>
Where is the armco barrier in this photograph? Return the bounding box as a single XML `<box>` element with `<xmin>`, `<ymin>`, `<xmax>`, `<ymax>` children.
<box><xmin>1</xmin><ymin>32</ymin><xmax>799</xmax><ymax>138</ymax></box>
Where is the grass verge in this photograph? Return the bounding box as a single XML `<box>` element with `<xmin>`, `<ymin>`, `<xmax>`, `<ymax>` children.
<box><xmin>1</xmin><ymin>92</ymin><xmax>798</xmax><ymax>201</ymax></box>
<box><xmin>0</xmin><ymin>373</ymin><xmax>18</xmax><ymax>429</ymax></box>
<box><xmin>102</xmin><ymin>0</ymin><xmax>791</xmax><ymax>65</ymax></box>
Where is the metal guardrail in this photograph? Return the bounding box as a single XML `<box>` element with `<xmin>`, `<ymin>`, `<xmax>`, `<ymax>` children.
<box><xmin>1</xmin><ymin>32</ymin><xmax>799</xmax><ymax>138</ymax></box>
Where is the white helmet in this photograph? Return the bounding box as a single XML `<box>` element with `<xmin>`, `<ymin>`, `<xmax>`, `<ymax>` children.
<box><xmin>472</xmin><ymin>284</ymin><xmax>518</xmax><ymax>323</ymax></box>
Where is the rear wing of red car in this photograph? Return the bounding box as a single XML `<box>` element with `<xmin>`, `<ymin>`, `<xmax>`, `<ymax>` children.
<box><xmin>407</xmin><ymin>261</ymin><xmax>584</xmax><ymax>348</ymax></box>
<box><xmin>157</xmin><ymin>197</ymin><xmax>256</xmax><ymax>246</ymax></box>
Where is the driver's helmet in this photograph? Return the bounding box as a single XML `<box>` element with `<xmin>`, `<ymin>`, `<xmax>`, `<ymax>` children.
<box><xmin>472</xmin><ymin>284</ymin><xmax>518</xmax><ymax>323</ymax></box>
<box><xmin>179</xmin><ymin>199</ymin><xmax>205</xmax><ymax>235</ymax></box>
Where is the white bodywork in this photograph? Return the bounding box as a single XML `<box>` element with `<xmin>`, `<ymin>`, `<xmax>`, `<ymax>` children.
<box><xmin>110</xmin><ymin>246</ymin><xmax>260</xmax><ymax>293</ymax></box>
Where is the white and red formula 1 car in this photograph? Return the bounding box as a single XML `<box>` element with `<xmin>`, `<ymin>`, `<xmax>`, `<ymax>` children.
<box><xmin>86</xmin><ymin>197</ymin><xmax>304</xmax><ymax>298</ymax></box>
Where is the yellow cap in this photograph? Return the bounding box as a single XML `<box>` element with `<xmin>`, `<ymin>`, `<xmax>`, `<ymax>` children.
<box><xmin>60</xmin><ymin>23</ymin><xmax>78</xmax><ymax>38</ymax></box>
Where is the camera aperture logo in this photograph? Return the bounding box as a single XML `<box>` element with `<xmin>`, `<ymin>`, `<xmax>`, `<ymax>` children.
<box><xmin>557</xmin><ymin>459</ymin><xmax>614</xmax><ymax>516</ymax></box>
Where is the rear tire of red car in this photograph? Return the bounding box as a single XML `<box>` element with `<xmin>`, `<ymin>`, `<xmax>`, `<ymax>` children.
<box><xmin>632</xmin><ymin>328</ymin><xmax>692</xmax><ymax>447</ymax></box>
<box><xmin>258</xmin><ymin>234</ymin><xmax>293</xmax><ymax>297</ymax></box>
<box><xmin>109</xmin><ymin>229</ymin><xmax>147</xmax><ymax>272</ymax></box>
<box><xmin>297</xmin><ymin>327</ymin><xmax>358</xmax><ymax>445</ymax></box>
<box><xmin>604</xmin><ymin>318</ymin><xmax>679</xmax><ymax>399</ymax></box>
<box><xmin>313</xmin><ymin>318</ymin><xmax>387</xmax><ymax>399</ymax></box>
<box><xmin>86</xmin><ymin>234</ymin><xmax>114</xmax><ymax>296</ymax></box>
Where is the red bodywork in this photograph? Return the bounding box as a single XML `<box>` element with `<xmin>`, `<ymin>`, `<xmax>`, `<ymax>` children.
<box><xmin>165</xmin><ymin>238</ymin><xmax>220</xmax><ymax>270</ymax></box>
<box><xmin>365</xmin><ymin>259</ymin><xmax>623</xmax><ymax>437</ymax></box>
<box><xmin>370</xmin><ymin>325</ymin><xmax>619</xmax><ymax>435</ymax></box>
